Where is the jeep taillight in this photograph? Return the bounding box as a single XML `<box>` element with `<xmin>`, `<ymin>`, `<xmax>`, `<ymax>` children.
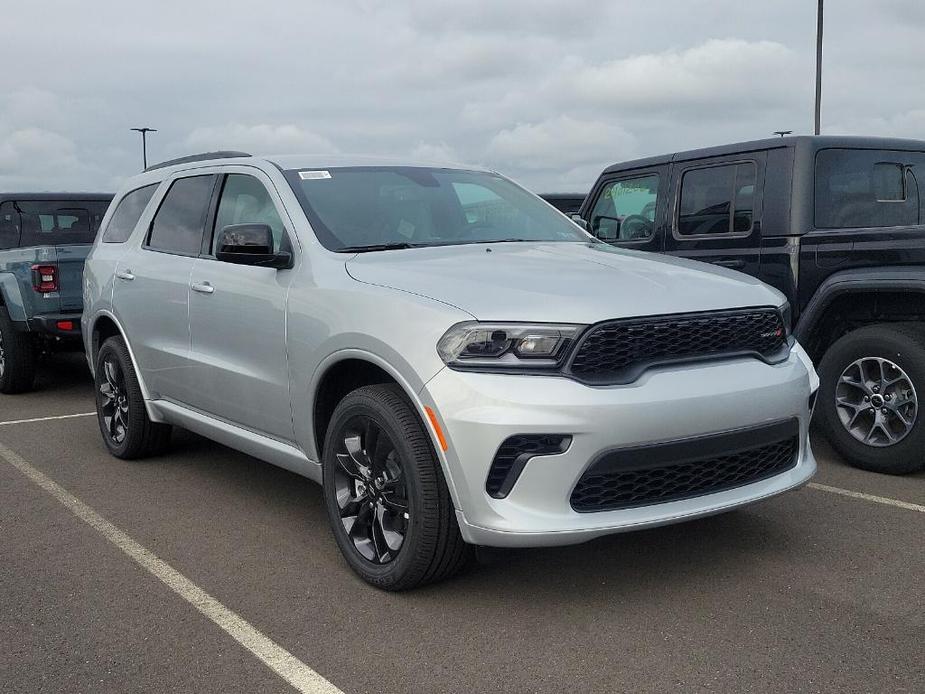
<box><xmin>31</xmin><ymin>264</ymin><xmax>59</xmax><ymax>293</ymax></box>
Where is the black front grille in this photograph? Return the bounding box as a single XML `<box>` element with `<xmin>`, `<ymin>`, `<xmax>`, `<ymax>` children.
<box><xmin>570</xmin><ymin>420</ymin><xmax>799</xmax><ymax>513</ymax></box>
<box><xmin>568</xmin><ymin>308</ymin><xmax>787</xmax><ymax>385</ymax></box>
<box><xmin>487</xmin><ymin>434</ymin><xmax>571</xmax><ymax>499</ymax></box>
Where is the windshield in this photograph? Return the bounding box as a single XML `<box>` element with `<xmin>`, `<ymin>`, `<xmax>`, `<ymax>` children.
<box><xmin>284</xmin><ymin>167</ymin><xmax>589</xmax><ymax>251</ymax></box>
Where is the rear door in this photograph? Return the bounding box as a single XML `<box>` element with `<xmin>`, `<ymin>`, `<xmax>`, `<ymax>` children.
<box><xmin>664</xmin><ymin>153</ymin><xmax>766</xmax><ymax>278</ymax></box>
<box><xmin>186</xmin><ymin>170</ymin><xmax>295</xmax><ymax>441</ymax></box>
<box><xmin>583</xmin><ymin>166</ymin><xmax>667</xmax><ymax>253</ymax></box>
<box><xmin>113</xmin><ymin>174</ymin><xmax>217</xmax><ymax>403</ymax></box>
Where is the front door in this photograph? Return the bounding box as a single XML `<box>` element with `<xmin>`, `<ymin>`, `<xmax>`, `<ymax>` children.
<box><xmin>584</xmin><ymin>167</ymin><xmax>667</xmax><ymax>253</ymax></box>
<box><xmin>186</xmin><ymin>171</ymin><xmax>296</xmax><ymax>442</ymax></box>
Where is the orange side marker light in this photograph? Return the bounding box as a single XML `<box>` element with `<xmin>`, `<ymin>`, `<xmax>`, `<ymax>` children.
<box><xmin>424</xmin><ymin>406</ymin><xmax>448</xmax><ymax>452</ymax></box>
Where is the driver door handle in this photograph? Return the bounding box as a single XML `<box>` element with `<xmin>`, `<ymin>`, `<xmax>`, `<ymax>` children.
<box><xmin>191</xmin><ymin>281</ymin><xmax>215</xmax><ymax>294</ymax></box>
<box><xmin>116</xmin><ymin>270</ymin><xmax>135</xmax><ymax>281</ymax></box>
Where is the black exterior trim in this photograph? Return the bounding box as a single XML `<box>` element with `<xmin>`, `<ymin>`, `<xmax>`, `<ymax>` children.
<box><xmin>486</xmin><ymin>434</ymin><xmax>572</xmax><ymax>499</ymax></box>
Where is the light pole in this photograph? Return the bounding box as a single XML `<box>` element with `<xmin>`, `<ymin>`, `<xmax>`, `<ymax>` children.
<box><xmin>814</xmin><ymin>0</ymin><xmax>824</xmax><ymax>135</ymax></box>
<box><xmin>130</xmin><ymin>127</ymin><xmax>157</xmax><ymax>169</ymax></box>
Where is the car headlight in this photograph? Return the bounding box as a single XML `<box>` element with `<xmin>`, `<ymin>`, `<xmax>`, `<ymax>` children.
<box><xmin>437</xmin><ymin>322</ymin><xmax>585</xmax><ymax>370</ymax></box>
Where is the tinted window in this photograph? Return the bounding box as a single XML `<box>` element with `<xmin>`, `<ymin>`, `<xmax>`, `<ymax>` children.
<box><xmin>0</xmin><ymin>201</ymin><xmax>20</xmax><ymax>249</ymax></box>
<box><xmin>815</xmin><ymin>149</ymin><xmax>920</xmax><ymax>228</ymax></box>
<box><xmin>103</xmin><ymin>184</ymin><xmax>159</xmax><ymax>244</ymax></box>
<box><xmin>677</xmin><ymin>163</ymin><xmax>756</xmax><ymax>236</ymax></box>
<box><xmin>590</xmin><ymin>174</ymin><xmax>659</xmax><ymax>242</ymax></box>
<box><xmin>213</xmin><ymin>175</ymin><xmax>285</xmax><ymax>254</ymax></box>
<box><xmin>16</xmin><ymin>200</ymin><xmax>111</xmax><ymax>246</ymax></box>
<box><xmin>148</xmin><ymin>176</ymin><xmax>215</xmax><ymax>255</ymax></box>
<box><xmin>285</xmin><ymin>167</ymin><xmax>586</xmax><ymax>251</ymax></box>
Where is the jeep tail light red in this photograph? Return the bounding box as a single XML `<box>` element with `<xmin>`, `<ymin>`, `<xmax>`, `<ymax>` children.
<box><xmin>31</xmin><ymin>264</ymin><xmax>59</xmax><ymax>293</ymax></box>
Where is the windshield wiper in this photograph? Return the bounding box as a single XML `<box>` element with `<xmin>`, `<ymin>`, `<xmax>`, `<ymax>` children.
<box><xmin>336</xmin><ymin>242</ymin><xmax>423</xmax><ymax>253</ymax></box>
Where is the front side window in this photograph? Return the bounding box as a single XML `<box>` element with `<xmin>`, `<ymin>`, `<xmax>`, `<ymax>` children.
<box><xmin>815</xmin><ymin>149</ymin><xmax>920</xmax><ymax>228</ymax></box>
<box><xmin>148</xmin><ymin>175</ymin><xmax>215</xmax><ymax>255</ymax></box>
<box><xmin>103</xmin><ymin>184</ymin><xmax>159</xmax><ymax>244</ymax></box>
<box><xmin>677</xmin><ymin>163</ymin><xmax>756</xmax><ymax>236</ymax></box>
<box><xmin>0</xmin><ymin>201</ymin><xmax>20</xmax><ymax>249</ymax></box>
<box><xmin>213</xmin><ymin>175</ymin><xmax>285</xmax><ymax>254</ymax></box>
<box><xmin>589</xmin><ymin>174</ymin><xmax>659</xmax><ymax>242</ymax></box>
<box><xmin>284</xmin><ymin>167</ymin><xmax>587</xmax><ymax>251</ymax></box>
<box><xmin>15</xmin><ymin>200</ymin><xmax>111</xmax><ymax>246</ymax></box>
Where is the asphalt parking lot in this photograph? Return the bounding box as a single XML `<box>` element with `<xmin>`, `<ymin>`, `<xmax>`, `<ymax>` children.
<box><xmin>1</xmin><ymin>355</ymin><xmax>923</xmax><ymax>694</ymax></box>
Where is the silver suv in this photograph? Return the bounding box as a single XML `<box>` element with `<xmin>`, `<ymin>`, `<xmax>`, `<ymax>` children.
<box><xmin>83</xmin><ymin>152</ymin><xmax>818</xmax><ymax>590</ymax></box>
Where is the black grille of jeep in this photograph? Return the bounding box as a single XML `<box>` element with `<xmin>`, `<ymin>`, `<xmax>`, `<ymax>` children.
<box><xmin>567</xmin><ymin>308</ymin><xmax>787</xmax><ymax>385</ymax></box>
<box><xmin>570</xmin><ymin>420</ymin><xmax>799</xmax><ymax>513</ymax></box>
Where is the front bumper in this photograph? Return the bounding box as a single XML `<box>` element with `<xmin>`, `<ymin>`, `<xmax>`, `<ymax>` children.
<box><xmin>421</xmin><ymin>344</ymin><xmax>818</xmax><ymax>547</ymax></box>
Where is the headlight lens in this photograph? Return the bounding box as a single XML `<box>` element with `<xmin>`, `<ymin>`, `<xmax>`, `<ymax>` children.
<box><xmin>437</xmin><ymin>322</ymin><xmax>584</xmax><ymax>369</ymax></box>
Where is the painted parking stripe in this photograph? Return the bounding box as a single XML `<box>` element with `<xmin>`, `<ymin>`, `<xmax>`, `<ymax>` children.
<box><xmin>808</xmin><ymin>482</ymin><xmax>925</xmax><ymax>513</ymax></box>
<box><xmin>0</xmin><ymin>442</ymin><xmax>343</xmax><ymax>694</ymax></box>
<box><xmin>0</xmin><ymin>412</ymin><xmax>96</xmax><ymax>426</ymax></box>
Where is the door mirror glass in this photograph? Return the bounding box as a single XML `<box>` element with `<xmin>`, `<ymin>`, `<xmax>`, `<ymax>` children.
<box><xmin>215</xmin><ymin>224</ymin><xmax>291</xmax><ymax>268</ymax></box>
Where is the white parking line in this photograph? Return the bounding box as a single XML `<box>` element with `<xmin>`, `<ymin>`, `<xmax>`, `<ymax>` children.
<box><xmin>0</xmin><ymin>442</ymin><xmax>343</xmax><ymax>694</ymax></box>
<box><xmin>808</xmin><ymin>482</ymin><xmax>925</xmax><ymax>513</ymax></box>
<box><xmin>0</xmin><ymin>412</ymin><xmax>96</xmax><ymax>426</ymax></box>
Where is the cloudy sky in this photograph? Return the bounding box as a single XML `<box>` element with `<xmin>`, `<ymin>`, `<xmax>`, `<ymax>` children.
<box><xmin>2</xmin><ymin>0</ymin><xmax>923</xmax><ymax>193</ymax></box>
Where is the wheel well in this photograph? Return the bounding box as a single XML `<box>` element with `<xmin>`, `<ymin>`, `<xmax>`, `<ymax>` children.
<box><xmin>806</xmin><ymin>290</ymin><xmax>925</xmax><ymax>361</ymax></box>
<box><xmin>91</xmin><ymin>316</ymin><xmax>122</xmax><ymax>363</ymax></box>
<box><xmin>313</xmin><ymin>359</ymin><xmax>397</xmax><ymax>455</ymax></box>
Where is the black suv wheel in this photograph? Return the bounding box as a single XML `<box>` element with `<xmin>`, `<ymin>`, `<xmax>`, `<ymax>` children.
<box><xmin>0</xmin><ymin>306</ymin><xmax>36</xmax><ymax>394</ymax></box>
<box><xmin>95</xmin><ymin>336</ymin><xmax>172</xmax><ymax>459</ymax></box>
<box><xmin>817</xmin><ymin>324</ymin><xmax>925</xmax><ymax>474</ymax></box>
<box><xmin>322</xmin><ymin>384</ymin><xmax>471</xmax><ymax>590</ymax></box>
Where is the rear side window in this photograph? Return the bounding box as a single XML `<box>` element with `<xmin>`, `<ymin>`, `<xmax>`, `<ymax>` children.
<box><xmin>815</xmin><ymin>149</ymin><xmax>920</xmax><ymax>228</ymax></box>
<box><xmin>677</xmin><ymin>163</ymin><xmax>756</xmax><ymax>236</ymax></box>
<box><xmin>16</xmin><ymin>200</ymin><xmax>111</xmax><ymax>246</ymax></box>
<box><xmin>0</xmin><ymin>201</ymin><xmax>20</xmax><ymax>249</ymax></box>
<box><xmin>148</xmin><ymin>175</ymin><xmax>215</xmax><ymax>255</ymax></box>
<box><xmin>103</xmin><ymin>184</ymin><xmax>159</xmax><ymax>244</ymax></box>
<box><xmin>589</xmin><ymin>174</ymin><xmax>659</xmax><ymax>242</ymax></box>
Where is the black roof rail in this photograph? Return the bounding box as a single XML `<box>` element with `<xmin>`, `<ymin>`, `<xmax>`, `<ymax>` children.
<box><xmin>145</xmin><ymin>151</ymin><xmax>252</xmax><ymax>172</ymax></box>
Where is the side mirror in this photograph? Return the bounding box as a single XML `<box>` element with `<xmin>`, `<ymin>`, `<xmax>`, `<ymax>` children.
<box><xmin>570</xmin><ymin>213</ymin><xmax>589</xmax><ymax>231</ymax></box>
<box><xmin>215</xmin><ymin>224</ymin><xmax>292</xmax><ymax>269</ymax></box>
<box><xmin>592</xmin><ymin>215</ymin><xmax>622</xmax><ymax>242</ymax></box>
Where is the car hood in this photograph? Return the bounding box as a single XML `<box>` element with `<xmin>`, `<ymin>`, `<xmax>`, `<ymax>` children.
<box><xmin>345</xmin><ymin>242</ymin><xmax>783</xmax><ymax>324</ymax></box>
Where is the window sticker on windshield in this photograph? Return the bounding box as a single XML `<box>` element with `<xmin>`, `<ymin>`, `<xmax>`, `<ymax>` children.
<box><xmin>299</xmin><ymin>170</ymin><xmax>332</xmax><ymax>180</ymax></box>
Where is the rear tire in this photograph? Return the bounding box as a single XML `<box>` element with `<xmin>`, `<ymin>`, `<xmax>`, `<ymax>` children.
<box><xmin>817</xmin><ymin>324</ymin><xmax>925</xmax><ymax>474</ymax></box>
<box><xmin>94</xmin><ymin>336</ymin><xmax>172</xmax><ymax>459</ymax></box>
<box><xmin>322</xmin><ymin>384</ymin><xmax>472</xmax><ymax>590</ymax></box>
<box><xmin>0</xmin><ymin>306</ymin><xmax>36</xmax><ymax>394</ymax></box>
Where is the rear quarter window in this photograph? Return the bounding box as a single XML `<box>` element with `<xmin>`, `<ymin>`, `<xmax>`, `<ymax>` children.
<box><xmin>103</xmin><ymin>184</ymin><xmax>159</xmax><ymax>244</ymax></box>
<box><xmin>814</xmin><ymin>149</ymin><xmax>921</xmax><ymax>228</ymax></box>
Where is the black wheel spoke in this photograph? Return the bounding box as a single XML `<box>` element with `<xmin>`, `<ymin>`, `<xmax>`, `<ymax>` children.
<box><xmin>331</xmin><ymin>413</ymin><xmax>409</xmax><ymax>566</ymax></box>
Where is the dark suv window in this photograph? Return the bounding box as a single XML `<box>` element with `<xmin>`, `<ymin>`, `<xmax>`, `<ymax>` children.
<box><xmin>677</xmin><ymin>163</ymin><xmax>756</xmax><ymax>236</ymax></box>
<box><xmin>0</xmin><ymin>201</ymin><xmax>19</xmax><ymax>249</ymax></box>
<box><xmin>148</xmin><ymin>175</ymin><xmax>215</xmax><ymax>255</ymax></box>
<box><xmin>589</xmin><ymin>174</ymin><xmax>659</xmax><ymax>242</ymax></box>
<box><xmin>815</xmin><ymin>149</ymin><xmax>920</xmax><ymax>228</ymax></box>
<box><xmin>103</xmin><ymin>184</ymin><xmax>159</xmax><ymax>244</ymax></box>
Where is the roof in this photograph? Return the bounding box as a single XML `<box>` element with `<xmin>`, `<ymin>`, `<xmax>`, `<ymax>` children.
<box><xmin>0</xmin><ymin>192</ymin><xmax>113</xmax><ymax>201</ymax></box>
<box><xmin>602</xmin><ymin>135</ymin><xmax>925</xmax><ymax>174</ymax></box>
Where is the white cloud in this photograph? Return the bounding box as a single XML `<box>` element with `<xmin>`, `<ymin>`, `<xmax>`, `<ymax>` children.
<box><xmin>182</xmin><ymin>124</ymin><xmax>338</xmax><ymax>156</ymax></box>
<box><xmin>410</xmin><ymin>141</ymin><xmax>461</xmax><ymax>164</ymax></box>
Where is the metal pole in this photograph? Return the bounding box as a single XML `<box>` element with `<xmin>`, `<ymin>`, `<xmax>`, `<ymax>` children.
<box><xmin>131</xmin><ymin>127</ymin><xmax>157</xmax><ymax>170</ymax></box>
<box><xmin>814</xmin><ymin>0</ymin><xmax>824</xmax><ymax>135</ymax></box>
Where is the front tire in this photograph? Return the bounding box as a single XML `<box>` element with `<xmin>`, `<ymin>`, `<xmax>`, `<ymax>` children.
<box><xmin>0</xmin><ymin>306</ymin><xmax>36</xmax><ymax>394</ymax></box>
<box><xmin>817</xmin><ymin>324</ymin><xmax>925</xmax><ymax>474</ymax></box>
<box><xmin>94</xmin><ymin>336</ymin><xmax>172</xmax><ymax>459</ymax></box>
<box><xmin>322</xmin><ymin>384</ymin><xmax>471</xmax><ymax>590</ymax></box>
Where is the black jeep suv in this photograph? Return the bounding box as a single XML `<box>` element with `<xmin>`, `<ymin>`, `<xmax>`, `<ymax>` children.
<box><xmin>578</xmin><ymin>136</ymin><xmax>925</xmax><ymax>474</ymax></box>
